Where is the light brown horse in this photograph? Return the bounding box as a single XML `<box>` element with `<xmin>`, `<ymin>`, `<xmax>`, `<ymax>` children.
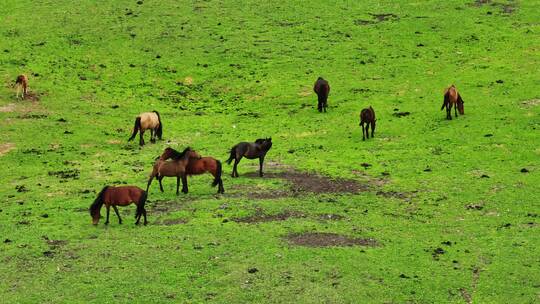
<box><xmin>160</xmin><ymin>147</ymin><xmax>224</xmax><ymax>194</ymax></box>
<box><xmin>441</xmin><ymin>85</ymin><xmax>464</xmax><ymax>120</ymax></box>
<box><xmin>89</xmin><ymin>186</ymin><xmax>148</xmax><ymax>225</ymax></box>
<box><xmin>359</xmin><ymin>106</ymin><xmax>376</xmax><ymax>140</ymax></box>
<box><xmin>15</xmin><ymin>74</ymin><xmax>28</xmax><ymax>99</ymax></box>
<box><xmin>128</xmin><ymin>111</ymin><xmax>163</xmax><ymax>146</ymax></box>
<box><xmin>146</xmin><ymin>147</ymin><xmax>200</xmax><ymax>195</ymax></box>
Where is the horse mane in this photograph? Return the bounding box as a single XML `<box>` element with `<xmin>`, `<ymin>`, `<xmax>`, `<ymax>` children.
<box><xmin>167</xmin><ymin>147</ymin><xmax>192</xmax><ymax>160</ymax></box>
<box><xmin>89</xmin><ymin>186</ymin><xmax>109</xmax><ymax>218</ymax></box>
<box><xmin>255</xmin><ymin>138</ymin><xmax>266</xmax><ymax>144</ymax></box>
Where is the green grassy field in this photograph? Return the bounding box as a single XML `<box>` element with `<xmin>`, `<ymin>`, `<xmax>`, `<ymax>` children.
<box><xmin>1</xmin><ymin>0</ymin><xmax>539</xmax><ymax>302</ymax></box>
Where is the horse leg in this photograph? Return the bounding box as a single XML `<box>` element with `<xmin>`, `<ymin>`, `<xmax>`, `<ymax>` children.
<box><xmin>139</xmin><ymin>129</ymin><xmax>145</xmax><ymax>146</ymax></box>
<box><xmin>317</xmin><ymin>98</ymin><xmax>322</xmax><ymax>112</ymax></box>
<box><xmin>371</xmin><ymin>122</ymin><xmax>375</xmax><ymax>138</ymax></box>
<box><xmin>105</xmin><ymin>205</ymin><xmax>110</xmax><ymax>225</ymax></box>
<box><xmin>447</xmin><ymin>104</ymin><xmax>452</xmax><ymax>120</ymax></box>
<box><xmin>181</xmin><ymin>175</ymin><xmax>188</xmax><ymax>194</ymax></box>
<box><xmin>158</xmin><ymin>176</ymin><xmax>164</xmax><ymax>192</ymax></box>
<box><xmin>143</xmin><ymin>208</ymin><xmax>148</xmax><ymax>225</ymax></box>
<box><xmin>259</xmin><ymin>156</ymin><xmax>265</xmax><ymax>177</ymax></box>
<box><xmin>150</xmin><ymin>129</ymin><xmax>155</xmax><ymax>143</ymax></box>
<box><xmin>232</xmin><ymin>158</ymin><xmax>241</xmax><ymax>177</ymax></box>
<box><xmin>366</xmin><ymin>124</ymin><xmax>370</xmax><ymax>139</ymax></box>
<box><xmin>113</xmin><ymin>206</ymin><xmax>122</xmax><ymax>224</ymax></box>
<box><xmin>454</xmin><ymin>103</ymin><xmax>458</xmax><ymax>117</ymax></box>
<box><xmin>361</xmin><ymin>122</ymin><xmax>365</xmax><ymax>141</ymax></box>
<box><xmin>219</xmin><ymin>179</ymin><xmax>224</xmax><ymax>194</ymax></box>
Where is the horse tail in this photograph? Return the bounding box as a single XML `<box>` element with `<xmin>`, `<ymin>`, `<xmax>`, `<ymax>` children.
<box><xmin>153</xmin><ymin>110</ymin><xmax>163</xmax><ymax>140</ymax></box>
<box><xmin>212</xmin><ymin>160</ymin><xmax>222</xmax><ymax>187</ymax></box>
<box><xmin>441</xmin><ymin>92</ymin><xmax>448</xmax><ymax>110</ymax></box>
<box><xmin>89</xmin><ymin>186</ymin><xmax>109</xmax><ymax>217</ymax></box>
<box><xmin>225</xmin><ymin>146</ymin><xmax>236</xmax><ymax>165</ymax></box>
<box><xmin>128</xmin><ymin>117</ymin><xmax>141</xmax><ymax>141</ymax></box>
<box><xmin>135</xmin><ymin>190</ymin><xmax>148</xmax><ymax>219</ymax></box>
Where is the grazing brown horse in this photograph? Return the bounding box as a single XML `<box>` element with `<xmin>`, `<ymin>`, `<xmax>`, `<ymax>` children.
<box><xmin>226</xmin><ymin>138</ymin><xmax>272</xmax><ymax>177</ymax></box>
<box><xmin>359</xmin><ymin>106</ymin><xmax>376</xmax><ymax>140</ymax></box>
<box><xmin>89</xmin><ymin>186</ymin><xmax>148</xmax><ymax>225</ymax></box>
<box><xmin>146</xmin><ymin>147</ymin><xmax>200</xmax><ymax>195</ymax></box>
<box><xmin>160</xmin><ymin>147</ymin><xmax>224</xmax><ymax>194</ymax></box>
<box><xmin>128</xmin><ymin>111</ymin><xmax>163</xmax><ymax>146</ymax></box>
<box><xmin>314</xmin><ymin>77</ymin><xmax>330</xmax><ymax>112</ymax></box>
<box><xmin>441</xmin><ymin>85</ymin><xmax>464</xmax><ymax>120</ymax></box>
<box><xmin>15</xmin><ymin>74</ymin><xmax>28</xmax><ymax>99</ymax></box>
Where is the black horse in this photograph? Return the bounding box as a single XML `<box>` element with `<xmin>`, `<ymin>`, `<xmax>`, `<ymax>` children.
<box><xmin>226</xmin><ymin>138</ymin><xmax>273</xmax><ymax>177</ymax></box>
<box><xmin>314</xmin><ymin>77</ymin><xmax>330</xmax><ymax>112</ymax></box>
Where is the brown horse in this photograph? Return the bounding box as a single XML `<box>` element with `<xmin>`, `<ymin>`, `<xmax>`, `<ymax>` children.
<box><xmin>359</xmin><ymin>106</ymin><xmax>376</xmax><ymax>140</ymax></box>
<box><xmin>160</xmin><ymin>147</ymin><xmax>224</xmax><ymax>194</ymax></box>
<box><xmin>314</xmin><ymin>77</ymin><xmax>330</xmax><ymax>112</ymax></box>
<box><xmin>15</xmin><ymin>74</ymin><xmax>28</xmax><ymax>99</ymax></box>
<box><xmin>226</xmin><ymin>138</ymin><xmax>272</xmax><ymax>177</ymax></box>
<box><xmin>146</xmin><ymin>147</ymin><xmax>200</xmax><ymax>195</ymax></box>
<box><xmin>441</xmin><ymin>85</ymin><xmax>464</xmax><ymax>120</ymax></box>
<box><xmin>128</xmin><ymin>111</ymin><xmax>163</xmax><ymax>146</ymax></box>
<box><xmin>89</xmin><ymin>186</ymin><xmax>148</xmax><ymax>225</ymax></box>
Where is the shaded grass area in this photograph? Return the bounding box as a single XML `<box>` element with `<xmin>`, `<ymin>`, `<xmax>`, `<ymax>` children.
<box><xmin>0</xmin><ymin>0</ymin><xmax>539</xmax><ymax>302</ymax></box>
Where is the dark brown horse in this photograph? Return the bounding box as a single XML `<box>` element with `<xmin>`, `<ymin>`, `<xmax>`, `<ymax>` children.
<box><xmin>160</xmin><ymin>147</ymin><xmax>224</xmax><ymax>194</ymax></box>
<box><xmin>314</xmin><ymin>77</ymin><xmax>330</xmax><ymax>112</ymax></box>
<box><xmin>226</xmin><ymin>138</ymin><xmax>272</xmax><ymax>177</ymax></box>
<box><xmin>15</xmin><ymin>74</ymin><xmax>28</xmax><ymax>99</ymax></box>
<box><xmin>128</xmin><ymin>111</ymin><xmax>163</xmax><ymax>146</ymax></box>
<box><xmin>359</xmin><ymin>106</ymin><xmax>376</xmax><ymax>140</ymax></box>
<box><xmin>89</xmin><ymin>186</ymin><xmax>148</xmax><ymax>225</ymax></box>
<box><xmin>441</xmin><ymin>85</ymin><xmax>464</xmax><ymax>120</ymax></box>
<box><xmin>147</xmin><ymin>147</ymin><xmax>199</xmax><ymax>195</ymax></box>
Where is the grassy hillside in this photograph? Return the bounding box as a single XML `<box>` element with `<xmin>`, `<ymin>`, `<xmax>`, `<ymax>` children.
<box><xmin>1</xmin><ymin>0</ymin><xmax>538</xmax><ymax>302</ymax></box>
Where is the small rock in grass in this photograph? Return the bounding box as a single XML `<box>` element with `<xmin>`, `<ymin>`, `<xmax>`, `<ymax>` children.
<box><xmin>248</xmin><ymin>268</ymin><xmax>258</xmax><ymax>274</ymax></box>
<box><xmin>520</xmin><ymin>168</ymin><xmax>529</xmax><ymax>173</ymax></box>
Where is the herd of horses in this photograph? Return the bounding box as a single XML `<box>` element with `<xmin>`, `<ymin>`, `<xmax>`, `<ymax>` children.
<box><xmin>14</xmin><ymin>74</ymin><xmax>465</xmax><ymax>226</ymax></box>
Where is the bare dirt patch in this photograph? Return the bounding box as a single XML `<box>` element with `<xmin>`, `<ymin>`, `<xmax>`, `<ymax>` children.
<box><xmin>470</xmin><ymin>0</ymin><xmax>517</xmax><ymax>14</ymax></box>
<box><xmin>0</xmin><ymin>103</ymin><xmax>16</xmax><ymax>112</ymax></box>
<box><xmin>0</xmin><ymin>143</ymin><xmax>15</xmax><ymax>156</ymax></box>
<box><xmin>243</xmin><ymin>170</ymin><xmax>368</xmax><ymax>199</ymax></box>
<box><xmin>233</xmin><ymin>210</ymin><xmax>307</xmax><ymax>223</ymax></box>
<box><xmin>355</xmin><ymin>13</ymin><xmax>399</xmax><ymax>26</ymax></box>
<box><xmin>155</xmin><ymin>218</ymin><xmax>188</xmax><ymax>225</ymax></box>
<box><xmin>284</xmin><ymin>232</ymin><xmax>378</xmax><ymax>247</ymax></box>
<box><xmin>520</xmin><ymin>99</ymin><xmax>540</xmax><ymax>108</ymax></box>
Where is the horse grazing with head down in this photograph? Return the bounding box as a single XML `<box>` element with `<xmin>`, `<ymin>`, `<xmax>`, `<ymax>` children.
<box><xmin>359</xmin><ymin>106</ymin><xmax>376</xmax><ymax>141</ymax></box>
<box><xmin>441</xmin><ymin>85</ymin><xmax>464</xmax><ymax>120</ymax></box>
<box><xmin>314</xmin><ymin>77</ymin><xmax>330</xmax><ymax>112</ymax></box>
<box><xmin>15</xmin><ymin>74</ymin><xmax>28</xmax><ymax>99</ymax></box>
<box><xmin>128</xmin><ymin>111</ymin><xmax>163</xmax><ymax>146</ymax></box>
<box><xmin>160</xmin><ymin>147</ymin><xmax>224</xmax><ymax>194</ymax></box>
<box><xmin>147</xmin><ymin>147</ymin><xmax>200</xmax><ymax>195</ymax></box>
<box><xmin>226</xmin><ymin>138</ymin><xmax>272</xmax><ymax>177</ymax></box>
<box><xmin>89</xmin><ymin>185</ymin><xmax>148</xmax><ymax>225</ymax></box>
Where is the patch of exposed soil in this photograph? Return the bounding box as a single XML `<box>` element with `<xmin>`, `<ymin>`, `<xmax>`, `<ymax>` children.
<box><xmin>156</xmin><ymin>218</ymin><xmax>188</xmax><ymax>225</ymax></box>
<box><xmin>284</xmin><ymin>232</ymin><xmax>378</xmax><ymax>248</ymax></box>
<box><xmin>22</xmin><ymin>92</ymin><xmax>41</xmax><ymax>102</ymax></box>
<box><xmin>470</xmin><ymin>0</ymin><xmax>517</xmax><ymax>14</ymax></box>
<box><xmin>0</xmin><ymin>103</ymin><xmax>16</xmax><ymax>112</ymax></box>
<box><xmin>0</xmin><ymin>143</ymin><xmax>15</xmax><ymax>156</ymax></box>
<box><xmin>48</xmin><ymin>169</ymin><xmax>80</xmax><ymax>179</ymax></box>
<box><xmin>17</xmin><ymin>113</ymin><xmax>47</xmax><ymax>119</ymax></box>
<box><xmin>233</xmin><ymin>210</ymin><xmax>307</xmax><ymax>223</ymax></box>
<box><xmin>521</xmin><ymin>99</ymin><xmax>540</xmax><ymax>108</ymax></box>
<box><xmin>244</xmin><ymin>170</ymin><xmax>368</xmax><ymax>198</ymax></box>
<box><xmin>355</xmin><ymin>13</ymin><xmax>399</xmax><ymax>25</ymax></box>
